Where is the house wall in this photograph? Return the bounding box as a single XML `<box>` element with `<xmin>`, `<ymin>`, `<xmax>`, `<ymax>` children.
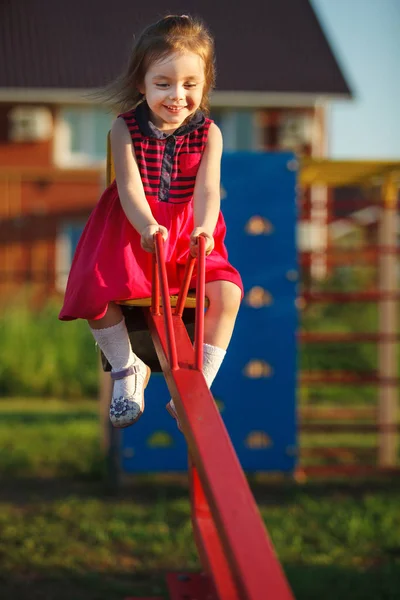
<box><xmin>0</xmin><ymin>101</ymin><xmax>103</xmax><ymax>299</ymax></box>
<box><xmin>0</xmin><ymin>103</ymin><xmax>55</xmax><ymax>167</ymax></box>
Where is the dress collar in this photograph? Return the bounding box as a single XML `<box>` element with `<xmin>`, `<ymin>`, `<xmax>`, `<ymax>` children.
<box><xmin>135</xmin><ymin>101</ymin><xmax>205</xmax><ymax>139</ymax></box>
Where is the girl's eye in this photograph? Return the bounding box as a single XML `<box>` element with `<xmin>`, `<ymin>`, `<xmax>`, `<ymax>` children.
<box><xmin>155</xmin><ymin>83</ymin><xmax>197</xmax><ymax>89</ymax></box>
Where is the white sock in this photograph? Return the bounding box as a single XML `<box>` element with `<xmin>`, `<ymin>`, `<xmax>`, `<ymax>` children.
<box><xmin>202</xmin><ymin>343</ymin><xmax>226</xmax><ymax>387</ymax></box>
<box><xmin>170</xmin><ymin>343</ymin><xmax>226</xmax><ymax>411</ymax></box>
<box><xmin>90</xmin><ymin>319</ymin><xmax>139</xmax><ymax>400</ymax></box>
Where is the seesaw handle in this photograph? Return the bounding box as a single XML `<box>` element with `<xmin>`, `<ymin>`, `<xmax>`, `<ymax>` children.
<box><xmin>194</xmin><ymin>235</ymin><xmax>206</xmax><ymax>371</ymax></box>
<box><xmin>152</xmin><ymin>233</ymin><xmax>206</xmax><ymax>371</ymax></box>
<box><xmin>153</xmin><ymin>233</ymin><xmax>178</xmax><ymax>370</ymax></box>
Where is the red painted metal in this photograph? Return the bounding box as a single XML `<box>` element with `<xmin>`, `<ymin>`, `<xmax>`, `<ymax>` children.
<box><xmin>302</xmin><ymin>290</ymin><xmax>400</xmax><ymax>303</ymax></box>
<box><xmin>174</xmin><ymin>255</ymin><xmax>195</xmax><ymax>317</ymax></box>
<box><xmin>301</xmin><ymin>423</ymin><xmax>400</xmax><ymax>433</ymax></box>
<box><xmin>151</xmin><ymin>253</ymin><xmax>160</xmax><ymax>315</ymax></box>
<box><xmin>154</xmin><ymin>234</ymin><xmax>178</xmax><ymax>370</ymax></box>
<box><xmin>189</xmin><ymin>455</ymin><xmax>239</xmax><ymax>599</ymax></box>
<box><xmin>194</xmin><ymin>235</ymin><xmax>206</xmax><ymax>370</ymax></box>
<box><xmin>299</xmin><ymin>465</ymin><xmax>400</xmax><ymax>478</ymax></box>
<box><xmin>300</xmin><ymin>370</ymin><xmax>400</xmax><ymax>385</ymax></box>
<box><xmin>299</xmin><ymin>331</ymin><xmax>400</xmax><ymax>343</ymax></box>
<box><xmin>300</xmin><ymin>246</ymin><xmax>400</xmax><ymax>268</ymax></box>
<box><xmin>141</xmin><ymin>232</ymin><xmax>294</xmax><ymax>600</ymax></box>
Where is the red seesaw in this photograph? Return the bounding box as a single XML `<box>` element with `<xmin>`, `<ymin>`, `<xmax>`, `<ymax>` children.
<box><xmin>126</xmin><ymin>232</ymin><xmax>294</xmax><ymax>600</ymax></box>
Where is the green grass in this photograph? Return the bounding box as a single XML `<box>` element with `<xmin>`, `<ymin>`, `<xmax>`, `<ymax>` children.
<box><xmin>0</xmin><ymin>399</ymin><xmax>103</xmax><ymax>479</ymax></box>
<box><xmin>0</xmin><ymin>400</ymin><xmax>400</xmax><ymax>599</ymax></box>
<box><xmin>0</xmin><ymin>287</ymin><xmax>399</xmax><ymax>402</ymax></box>
<box><xmin>0</xmin><ymin>297</ymin><xmax>99</xmax><ymax>398</ymax></box>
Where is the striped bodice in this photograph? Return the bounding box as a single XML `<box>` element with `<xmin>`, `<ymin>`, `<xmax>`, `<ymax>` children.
<box><xmin>119</xmin><ymin>103</ymin><xmax>212</xmax><ymax>204</ymax></box>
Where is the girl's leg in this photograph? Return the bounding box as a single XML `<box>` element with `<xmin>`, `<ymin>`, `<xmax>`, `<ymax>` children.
<box><xmin>167</xmin><ymin>280</ymin><xmax>241</xmax><ymax>425</ymax></box>
<box><xmin>88</xmin><ymin>302</ymin><xmax>150</xmax><ymax>428</ymax></box>
<box><xmin>88</xmin><ymin>301</ymin><xmax>124</xmax><ymax>330</ymax></box>
<box><xmin>204</xmin><ymin>280</ymin><xmax>242</xmax><ymax>350</ymax></box>
<box><xmin>201</xmin><ymin>280</ymin><xmax>241</xmax><ymax>387</ymax></box>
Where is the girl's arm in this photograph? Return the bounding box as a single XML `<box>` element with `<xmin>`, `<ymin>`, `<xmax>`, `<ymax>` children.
<box><xmin>110</xmin><ymin>118</ymin><xmax>167</xmax><ymax>250</ymax></box>
<box><xmin>191</xmin><ymin>123</ymin><xmax>223</xmax><ymax>256</ymax></box>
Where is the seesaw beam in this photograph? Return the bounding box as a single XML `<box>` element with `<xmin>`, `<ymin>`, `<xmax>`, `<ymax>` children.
<box><xmin>139</xmin><ymin>234</ymin><xmax>294</xmax><ymax>600</ymax></box>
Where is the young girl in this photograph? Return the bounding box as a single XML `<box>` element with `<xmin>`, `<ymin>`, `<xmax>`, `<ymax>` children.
<box><xmin>59</xmin><ymin>15</ymin><xmax>243</xmax><ymax>429</ymax></box>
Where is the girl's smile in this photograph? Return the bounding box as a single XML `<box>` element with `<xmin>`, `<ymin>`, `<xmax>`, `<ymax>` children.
<box><xmin>163</xmin><ymin>105</ymin><xmax>187</xmax><ymax>112</ymax></box>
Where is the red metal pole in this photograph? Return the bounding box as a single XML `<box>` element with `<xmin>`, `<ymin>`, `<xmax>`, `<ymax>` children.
<box><xmin>151</xmin><ymin>253</ymin><xmax>160</xmax><ymax>315</ymax></box>
<box><xmin>154</xmin><ymin>233</ymin><xmax>178</xmax><ymax>370</ymax></box>
<box><xmin>194</xmin><ymin>235</ymin><xmax>206</xmax><ymax>371</ymax></box>
<box><xmin>175</xmin><ymin>254</ymin><xmax>196</xmax><ymax>317</ymax></box>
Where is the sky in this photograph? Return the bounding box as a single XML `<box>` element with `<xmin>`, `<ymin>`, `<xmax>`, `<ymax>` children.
<box><xmin>310</xmin><ymin>0</ymin><xmax>400</xmax><ymax>159</ymax></box>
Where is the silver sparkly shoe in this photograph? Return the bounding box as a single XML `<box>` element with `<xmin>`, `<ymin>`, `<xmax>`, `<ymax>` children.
<box><xmin>109</xmin><ymin>360</ymin><xmax>151</xmax><ymax>428</ymax></box>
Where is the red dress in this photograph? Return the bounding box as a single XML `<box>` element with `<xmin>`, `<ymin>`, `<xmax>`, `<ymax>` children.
<box><xmin>59</xmin><ymin>102</ymin><xmax>243</xmax><ymax>321</ymax></box>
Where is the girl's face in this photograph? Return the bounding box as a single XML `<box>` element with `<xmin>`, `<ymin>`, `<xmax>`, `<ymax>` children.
<box><xmin>139</xmin><ymin>51</ymin><xmax>205</xmax><ymax>132</ymax></box>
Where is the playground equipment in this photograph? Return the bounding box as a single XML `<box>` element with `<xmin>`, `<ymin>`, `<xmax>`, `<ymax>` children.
<box><xmin>99</xmin><ymin>138</ymin><xmax>295</xmax><ymax>598</ymax></box>
<box><xmin>100</xmin><ymin>151</ymin><xmax>298</xmax><ymax>479</ymax></box>
<box><xmin>117</xmin><ymin>231</ymin><xmax>294</xmax><ymax>599</ymax></box>
<box><xmin>298</xmin><ymin>159</ymin><xmax>400</xmax><ymax>476</ymax></box>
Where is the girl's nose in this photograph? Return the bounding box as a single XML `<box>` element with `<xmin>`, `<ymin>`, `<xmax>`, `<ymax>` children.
<box><xmin>169</xmin><ymin>86</ymin><xmax>184</xmax><ymax>100</ymax></box>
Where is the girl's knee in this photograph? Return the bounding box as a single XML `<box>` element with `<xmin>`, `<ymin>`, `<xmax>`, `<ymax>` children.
<box><xmin>88</xmin><ymin>302</ymin><xmax>123</xmax><ymax>329</ymax></box>
<box><xmin>206</xmin><ymin>281</ymin><xmax>241</xmax><ymax>316</ymax></box>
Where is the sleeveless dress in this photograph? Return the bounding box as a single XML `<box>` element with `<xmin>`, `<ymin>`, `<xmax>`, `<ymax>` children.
<box><xmin>59</xmin><ymin>102</ymin><xmax>243</xmax><ymax>321</ymax></box>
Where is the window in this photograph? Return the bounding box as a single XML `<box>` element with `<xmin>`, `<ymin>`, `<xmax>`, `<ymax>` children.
<box><xmin>54</xmin><ymin>107</ymin><xmax>114</xmax><ymax>167</ymax></box>
<box><xmin>210</xmin><ymin>109</ymin><xmax>258</xmax><ymax>151</ymax></box>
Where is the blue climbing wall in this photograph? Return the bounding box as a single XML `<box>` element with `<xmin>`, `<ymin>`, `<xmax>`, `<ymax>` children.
<box><xmin>120</xmin><ymin>152</ymin><xmax>298</xmax><ymax>473</ymax></box>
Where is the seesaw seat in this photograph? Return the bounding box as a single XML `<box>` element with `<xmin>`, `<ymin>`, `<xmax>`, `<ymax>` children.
<box><xmin>101</xmin><ymin>293</ymin><xmax>209</xmax><ymax>372</ymax></box>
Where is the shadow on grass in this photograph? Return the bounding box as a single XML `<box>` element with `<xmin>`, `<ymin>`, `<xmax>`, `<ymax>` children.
<box><xmin>1</xmin><ymin>562</ymin><xmax>400</xmax><ymax>600</ymax></box>
<box><xmin>249</xmin><ymin>476</ymin><xmax>400</xmax><ymax>505</ymax></box>
<box><xmin>1</xmin><ymin>473</ymin><xmax>400</xmax><ymax>507</ymax></box>
<box><xmin>286</xmin><ymin>561</ymin><xmax>400</xmax><ymax>600</ymax></box>
<box><xmin>0</xmin><ymin>568</ymin><xmax>167</xmax><ymax>600</ymax></box>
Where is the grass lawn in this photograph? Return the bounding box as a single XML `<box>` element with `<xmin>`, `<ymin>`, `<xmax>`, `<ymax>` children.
<box><xmin>0</xmin><ymin>400</ymin><xmax>400</xmax><ymax>599</ymax></box>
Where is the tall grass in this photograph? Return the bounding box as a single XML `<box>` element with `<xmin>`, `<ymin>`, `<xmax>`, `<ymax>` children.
<box><xmin>0</xmin><ymin>295</ymin><xmax>98</xmax><ymax>398</ymax></box>
<box><xmin>0</xmin><ymin>270</ymin><xmax>398</xmax><ymax>400</ymax></box>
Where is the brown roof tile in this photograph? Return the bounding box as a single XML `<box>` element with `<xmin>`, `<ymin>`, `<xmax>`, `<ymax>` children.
<box><xmin>0</xmin><ymin>0</ymin><xmax>351</xmax><ymax>96</ymax></box>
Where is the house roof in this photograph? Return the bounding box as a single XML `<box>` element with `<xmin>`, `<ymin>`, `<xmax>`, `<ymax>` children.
<box><xmin>0</xmin><ymin>0</ymin><xmax>351</xmax><ymax>103</ymax></box>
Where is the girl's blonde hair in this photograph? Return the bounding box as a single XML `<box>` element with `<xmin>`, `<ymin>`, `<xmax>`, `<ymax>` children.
<box><xmin>102</xmin><ymin>15</ymin><xmax>215</xmax><ymax>114</ymax></box>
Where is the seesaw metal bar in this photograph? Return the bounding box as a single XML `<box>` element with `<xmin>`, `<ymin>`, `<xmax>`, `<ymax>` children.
<box><xmin>189</xmin><ymin>455</ymin><xmax>238</xmax><ymax>599</ymax></box>
<box><xmin>174</xmin><ymin>254</ymin><xmax>195</xmax><ymax>318</ymax></box>
<box><xmin>194</xmin><ymin>237</ymin><xmax>205</xmax><ymax>371</ymax></box>
<box><xmin>154</xmin><ymin>234</ymin><xmax>178</xmax><ymax>370</ymax></box>
<box><xmin>146</xmin><ymin>233</ymin><xmax>294</xmax><ymax>600</ymax></box>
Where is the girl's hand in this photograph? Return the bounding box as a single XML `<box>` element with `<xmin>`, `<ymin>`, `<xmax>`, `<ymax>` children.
<box><xmin>189</xmin><ymin>227</ymin><xmax>215</xmax><ymax>257</ymax></box>
<box><xmin>140</xmin><ymin>224</ymin><xmax>168</xmax><ymax>253</ymax></box>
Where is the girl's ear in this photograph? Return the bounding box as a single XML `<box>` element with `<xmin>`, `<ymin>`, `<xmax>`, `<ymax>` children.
<box><xmin>137</xmin><ymin>82</ymin><xmax>145</xmax><ymax>95</ymax></box>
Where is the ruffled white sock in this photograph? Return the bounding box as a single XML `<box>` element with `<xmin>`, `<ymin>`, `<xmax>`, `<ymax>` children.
<box><xmin>170</xmin><ymin>343</ymin><xmax>226</xmax><ymax>411</ymax></box>
<box><xmin>202</xmin><ymin>343</ymin><xmax>226</xmax><ymax>387</ymax></box>
<box><xmin>90</xmin><ymin>319</ymin><xmax>140</xmax><ymax>400</ymax></box>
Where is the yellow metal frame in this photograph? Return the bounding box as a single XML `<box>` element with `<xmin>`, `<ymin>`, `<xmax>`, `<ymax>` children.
<box><xmin>300</xmin><ymin>157</ymin><xmax>400</xmax><ymax>187</ymax></box>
